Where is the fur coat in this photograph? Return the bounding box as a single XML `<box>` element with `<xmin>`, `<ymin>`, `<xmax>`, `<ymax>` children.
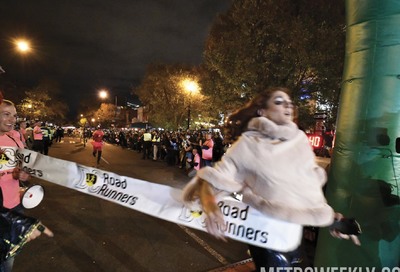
<box><xmin>187</xmin><ymin>117</ymin><xmax>334</xmax><ymax>227</ymax></box>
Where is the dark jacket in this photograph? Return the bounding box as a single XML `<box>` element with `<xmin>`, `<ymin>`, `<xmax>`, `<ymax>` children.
<box><xmin>0</xmin><ymin>189</ymin><xmax>38</xmax><ymax>263</ymax></box>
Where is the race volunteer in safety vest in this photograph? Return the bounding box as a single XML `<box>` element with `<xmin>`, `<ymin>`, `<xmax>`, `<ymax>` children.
<box><xmin>41</xmin><ymin>122</ymin><xmax>52</xmax><ymax>155</ymax></box>
<box><xmin>142</xmin><ymin>129</ymin><xmax>152</xmax><ymax>160</ymax></box>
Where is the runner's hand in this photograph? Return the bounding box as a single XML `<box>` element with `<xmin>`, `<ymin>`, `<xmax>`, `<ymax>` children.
<box><xmin>182</xmin><ymin>178</ymin><xmax>226</xmax><ymax>240</ymax></box>
<box><xmin>199</xmin><ymin>181</ymin><xmax>226</xmax><ymax>241</ymax></box>
<box><xmin>18</xmin><ymin>170</ymin><xmax>30</xmax><ymax>182</ymax></box>
<box><xmin>329</xmin><ymin>213</ymin><xmax>361</xmax><ymax>246</ymax></box>
<box><xmin>26</xmin><ymin>224</ymin><xmax>54</xmax><ymax>242</ymax></box>
<box><xmin>203</xmin><ymin>208</ymin><xmax>226</xmax><ymax>241</ymax></box>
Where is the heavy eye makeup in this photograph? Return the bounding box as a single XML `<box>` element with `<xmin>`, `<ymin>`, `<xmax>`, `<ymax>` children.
<box><xmin>273</xmin><ymin>96</ymin><xmax>293</xmax><ymax>107</ymax></box>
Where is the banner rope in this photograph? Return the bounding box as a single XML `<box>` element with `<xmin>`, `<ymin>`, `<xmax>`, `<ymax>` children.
<box><xmin>1</xmin><ymin>146</ymin><xmax>303</xmax><ymax>252</ymax></box>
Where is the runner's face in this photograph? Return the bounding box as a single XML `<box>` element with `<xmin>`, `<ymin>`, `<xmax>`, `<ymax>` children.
<box><xmin>0</xmin><ymin>103</ymin><xmax>17</xmax><ymax>135</ymax></box>
<box><xmin>262</xmin><ymin>91</ymin><xmax>294</xmax><ymax>125</ymax></box>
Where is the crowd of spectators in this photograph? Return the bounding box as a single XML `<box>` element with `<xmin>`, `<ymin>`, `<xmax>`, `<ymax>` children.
<box><xmin>17</xmin><ymin>122</ymin><xmax>228</xmax><ymax>176</ymax></box>
<box><xmin>101</xmin><ymin>128</ymin><xmax>227</xmax><ymax>175</ymax></box>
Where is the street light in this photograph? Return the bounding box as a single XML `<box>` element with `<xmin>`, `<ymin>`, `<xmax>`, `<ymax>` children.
<box><xmin>98</xmin><ymin>89</ymin><xmax>120</xmax><ymax>123</ymax></box>
<box><xmin>21</xmin><ymin>103</ymin><xmax>34</xmax><ymax>121</ymax></box>
<box><xmin>181</xmin><ymin>79</ymin><xmax>200</xmax><ymax>130</ymax></box>
<box><xmin>99</xmin><ymin>89</ymin><xmax>108</xmax><ymax>100</ymax></box>
<box><xmin>14</xmin><ymin>38</ymin><xmax>32</xmax><ymax>54</ymax></box>
<box><xmin>98</xmin><ymin>89</ymin><xmax>118</xmax><ymax>106</ymax></box>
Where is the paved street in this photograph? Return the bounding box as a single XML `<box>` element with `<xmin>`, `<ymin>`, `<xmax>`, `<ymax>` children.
<box><xmin>14</xmin><ymin>136</ymin><xmax>250</xmax><ymax>272</ymax></box>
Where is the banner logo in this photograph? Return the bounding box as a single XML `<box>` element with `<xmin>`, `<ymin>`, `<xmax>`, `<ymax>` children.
<box><xmin>178</xmin><ymin>203</ymin><xmax>206</xmax><ymax>228</ymax></box>
<box><xmin>85</xmin><ymin>173</ymin><xmax>97</xmax><ymax>187</ymax></box>
<box><xmin>0</xmin><ymin>147</ymin><xmax>18</xmax><ymax>169</ymax></box>
<box><xmin>0</xmin><ymin>152</ymin><xmax>10</xmax><ymax>164</ymax></box>
<box><xmin>190</xmin><ymin>210</ymin><xmax>203</xmax><ymax>218</ymax></box>
<box><xmin>75</xmin><ymin>166</ymin><xmax>102</xmax><ymax>194</ymax></box>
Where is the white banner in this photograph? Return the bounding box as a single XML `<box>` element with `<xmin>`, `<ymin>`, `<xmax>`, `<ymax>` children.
<box><xmin>2</xmin><ymin>146</ymin><xmax>302</xmax><ymax>252</ymax></box>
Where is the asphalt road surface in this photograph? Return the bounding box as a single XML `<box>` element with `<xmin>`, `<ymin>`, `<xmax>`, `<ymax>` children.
<box><xmin>14</xmin><ymin>136</ymin><xmax>250</xmax><ymax>272</ymax></box>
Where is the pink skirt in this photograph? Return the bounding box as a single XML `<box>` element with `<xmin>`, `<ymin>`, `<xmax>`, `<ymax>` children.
<box><xmin>91</xmin><ymin>141</ymin><xmax>103</xmax><ymax>151</ymax></box>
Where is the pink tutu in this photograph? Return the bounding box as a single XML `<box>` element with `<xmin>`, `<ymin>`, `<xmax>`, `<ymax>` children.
<box><xmin>91</xmin><ymin>141</ymin><xmax>103</xmax><ymax>151</ymax></box>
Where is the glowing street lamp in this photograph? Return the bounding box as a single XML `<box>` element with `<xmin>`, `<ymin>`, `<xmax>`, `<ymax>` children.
<box><xmin>182</xmin><ymin>79</ymin><xmax>199</xmax><ymax>94</ymax></box>
<box><xmin>181</xmin><ymin>79</ymin><xmax>200</xmax><ymax>130</ymax></box>
<box><xmin>98</xmin><ymin>89</ymin><xmax>118</xmax><ymax>119</ymax></box>
<box><xmin>99</xmin><ymin>89</ymin><xmax>108</xmax><ymax>100</ymax></box>
<box><xmin>24</xmin><ymin>103</ymin><xmax>34</xmax><ymax>120</ymax></box>
<box><xmin>14</xmin><ymin>39</ymin><xmax>31</xmax><ymax>54</ymax></box>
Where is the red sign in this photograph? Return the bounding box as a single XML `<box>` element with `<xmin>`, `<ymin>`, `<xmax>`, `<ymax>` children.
<box><xmin>307</xmin><ymin>134</ymin><xmax>323</xmax><ymax>149</ymax></box>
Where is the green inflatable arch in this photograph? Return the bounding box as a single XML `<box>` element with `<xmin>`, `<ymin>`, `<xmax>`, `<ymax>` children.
<box><xmin>314</xmin><ymin>0</ymin><xmax>400</xmax><ymax>268</ymax></box>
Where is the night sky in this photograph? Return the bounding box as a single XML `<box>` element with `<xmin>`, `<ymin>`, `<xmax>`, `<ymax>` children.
<box><xmin>0</xmin><ymin>0</ymin><xmax>231</xmax><ymax>118</ymax></box>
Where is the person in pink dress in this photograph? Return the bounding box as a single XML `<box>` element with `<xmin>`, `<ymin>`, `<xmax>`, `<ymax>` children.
<box><xmin>91</xmin><ymin>126</ymin><xmax>105</xmax><ymax>165</ymax></box>
<box><xmin>201</xmin><ymin>132</ymin><xmax>214</xmax><ymax>167</ymax></box>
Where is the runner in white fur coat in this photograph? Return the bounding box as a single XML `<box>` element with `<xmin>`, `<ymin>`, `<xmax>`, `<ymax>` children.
<box><xmin>182</xmin><ymin>87</ymin><xmax>360</xmax><ymax>270</ymax></box>
<box><xmin>193</xmin><ymin>116</ymin><xmax>334</xmax><ymax>226</ymax></box>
